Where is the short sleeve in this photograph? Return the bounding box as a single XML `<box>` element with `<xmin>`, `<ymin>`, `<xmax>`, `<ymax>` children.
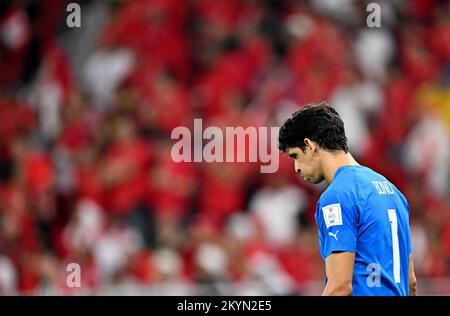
<box><xmin>315</xmin><ymin>191</ymin><xmax>359</xmax><ymax>260</ymax></box>
<box><xmin>405</xmin><ymin>201</ymin><xmax>413</xmax><ymax>256</ymax></box>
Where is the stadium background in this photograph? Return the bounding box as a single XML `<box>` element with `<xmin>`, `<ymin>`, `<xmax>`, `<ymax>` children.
<box><xmin>0</xmin><ymin>0</ymin><xmax>448</xmax><ymax>295</ymax></box>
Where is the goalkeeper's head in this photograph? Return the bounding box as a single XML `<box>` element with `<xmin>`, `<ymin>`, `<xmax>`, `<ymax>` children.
<box><xmin>278</xmin><ymin>101</ymin><xmax>349</xmax><ymax>184</ymax></box>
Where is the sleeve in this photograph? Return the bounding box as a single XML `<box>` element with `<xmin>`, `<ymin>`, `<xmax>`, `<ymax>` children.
<box><xmin>316</xmin><ymin>190</ymin><xmax>359</xmax><ymax>260</ymax></box>
<box><xmin>407</xmin><ymin>227</ymin><xmax>413</xmax><ymax>256</ymax></box>
<box><xmin>399</xmin><ymin>191</ymin><xmax>413</xmax><ymax>256</ymax></box>
<box><xmin>405</xmin><ymin>200</ymin><xmax>413</xmax><ymax>256</ymax></box>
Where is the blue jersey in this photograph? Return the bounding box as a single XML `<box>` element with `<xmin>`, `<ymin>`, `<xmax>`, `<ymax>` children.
<box><xmin>315</xmin><ymin>165</ymin><xmax>412</xmax><ymax>296</ymax></box>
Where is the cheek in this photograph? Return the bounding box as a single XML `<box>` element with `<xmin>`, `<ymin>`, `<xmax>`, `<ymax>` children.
<box><xmin>303</xmin><ymin>164</ymin><xmax>314</xmax><ymax>174</ymax></box>
<box><xmin>302</xmin><ymin>159</ymin><xmax>316</xmax><ymax>174</ymax></box>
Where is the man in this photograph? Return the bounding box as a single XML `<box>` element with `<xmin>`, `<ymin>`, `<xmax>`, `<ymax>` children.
<box><xmin>278</xmin><ymin>102</ymin><xmax>416</xmax><ymax>296</ymax></box>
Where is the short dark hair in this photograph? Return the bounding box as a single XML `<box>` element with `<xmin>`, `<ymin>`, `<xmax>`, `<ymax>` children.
<box><xmin>278</xmin><ymin>101</ymin><xmax>348</xmax><ymax>153</ymax></box>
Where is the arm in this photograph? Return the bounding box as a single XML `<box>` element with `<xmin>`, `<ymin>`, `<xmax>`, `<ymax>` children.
<box><xmin>322</xmin><ymin>251</ymin><xmax>355</xmax><ymax>296</ymax></box>
<box><xmin>409</xmin><ymin>253</ymin><xmax>417</xmax><ymax>296</ymax></box>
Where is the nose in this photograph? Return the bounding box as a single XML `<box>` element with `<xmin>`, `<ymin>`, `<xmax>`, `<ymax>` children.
<box><xmin>294</xmin><ymin>161</ymin><xmax>301</xmax><ymax>174</ymax></box>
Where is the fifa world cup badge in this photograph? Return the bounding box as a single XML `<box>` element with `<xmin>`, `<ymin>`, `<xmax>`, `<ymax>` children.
<box><xmin>322</xmin><ymin>203</ymin><xmax>343</xmax><ymax>228</ymax></box>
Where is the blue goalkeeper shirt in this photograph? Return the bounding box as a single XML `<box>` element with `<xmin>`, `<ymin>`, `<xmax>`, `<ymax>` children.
<box><xmin>315</xmin><ymin>165</ymin><xmax>412</xmax><ymax>296</ymax></box>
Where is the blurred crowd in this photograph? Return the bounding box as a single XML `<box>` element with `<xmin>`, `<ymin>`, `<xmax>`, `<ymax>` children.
<box><xmin>0</xmin><ymin>0</ymin><xmax>449</xmax><ymax>295</ymax></box>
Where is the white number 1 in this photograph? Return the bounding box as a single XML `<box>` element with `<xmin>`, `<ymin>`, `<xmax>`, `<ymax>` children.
<box><xmin>388</xmin><ymin>209</ymin><xmax>401</xmax><ymax>283</ymax></box>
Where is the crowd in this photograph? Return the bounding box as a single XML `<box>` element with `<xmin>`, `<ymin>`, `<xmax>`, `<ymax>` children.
<box><xmin>0</xmin><ymin>0</ymin><xmax>449</xmax><ymax>295</ymax></box>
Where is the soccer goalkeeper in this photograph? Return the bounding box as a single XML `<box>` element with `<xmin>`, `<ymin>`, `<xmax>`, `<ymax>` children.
<box><xmin>278</xmin><ymin>102</ymin><xmax>416</xmax><ymax>296</ymax></box>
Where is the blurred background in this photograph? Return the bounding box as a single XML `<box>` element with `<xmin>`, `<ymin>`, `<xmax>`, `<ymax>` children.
<box><xmin>0</xmin><ymin>0</ymin><xmax>449</xmax><ymax>295</ymax></box>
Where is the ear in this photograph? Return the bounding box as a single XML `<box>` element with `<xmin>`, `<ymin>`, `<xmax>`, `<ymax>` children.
<box><xmin>304</xmin><ymin>138</ymin><xmax>317</xmax><ymax>152</ymax></box>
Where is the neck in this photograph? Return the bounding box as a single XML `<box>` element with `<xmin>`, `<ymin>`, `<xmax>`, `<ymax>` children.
<box><xmin>321</xmin><ymin>151</ymin><xmax>359</xmax><ymax>185</ymax></box>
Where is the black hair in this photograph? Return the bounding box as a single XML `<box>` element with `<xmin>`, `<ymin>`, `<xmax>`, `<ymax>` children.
<box><xmin>278</xmin><ymin>101</ymin><xmax>348</xmax><ymax>153</ymax></box>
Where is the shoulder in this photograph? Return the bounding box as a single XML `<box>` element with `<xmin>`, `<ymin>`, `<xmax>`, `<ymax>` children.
<box><xmin>320</xmin><ymin>170</ymin><xmax>358</xmax><ymax>203</ymax></box>
<box><xmin>318</xmin><ymin>187</ymin><xmax>356</xmax><ymax>215</ymax></box>
<box><xmin>317</xmin><ymin>168</ymin><xmax>365</xmax><ymax>213</ymax></box>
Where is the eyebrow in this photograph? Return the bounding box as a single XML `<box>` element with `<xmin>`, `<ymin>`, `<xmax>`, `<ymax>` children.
<box><xmin>288</xmin><ymin>153</ymin><xmax>297</xmax><ymax>159</ymax></box>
